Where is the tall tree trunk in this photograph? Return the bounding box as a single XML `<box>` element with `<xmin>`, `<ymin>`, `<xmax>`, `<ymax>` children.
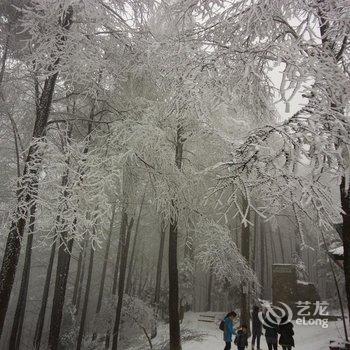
<box><xmin>96</xmin><ymin>202</ymin><xmax>117</xmax><ymax>314</ymax></box>
<box><xmin>9</xmin><ymin>207</ymin><xmax>35</xmax><ymax>350</ymax></box>
<box><xmin>168</xmin><ymin>126</ymin><xmax>183</xmax><ymax>350</ymax></box>
<box><xmin>0</xmin><ymin>8</ymin><xmax>73</xmax><ymax>338</ymax></box>
<box><xmin>12</xmin><ymin>123</ymin><xmax>73</xmax><ymax>349</ymax></box>
<box><xmin>264</xmin><ymin>226</ymin><xmax>271</xmax><ymax>300</ymax></box>
<box><xmin>206</xmin><ymin>269</ymin><xmax>213</xmax><ymax>312</ymax></box>
<box><xmin>33</xmin><ymin>238</ymin><xmax>57</xmax><ymax>350</ymax></box>
<box><xmin>340</xmin><ymin>177</ymin><xmax>350</xmax><ymax>328</ymax></box>
<box><xmin>92</xmin><ymin>203</ymin><xmax>116</xmax><ymax>342</ymax></box>
<box><xmin>75</xmin><ymin>244</ymin><xmax>88</xmax><ymax>313</ymax></box>
<box><xmin>48</xmin><ymin>226</ymin><xmax>74</xmax><ymax>350</ymax></box>
<box><xmin>154</xmin><ymin>220</ymin><xmax>166</xmax><ymax>305</ymax></box>
<box><xmin>240</xmin><ymin>201</ymin><xmax>250</xmax><ymax>332</ymax></box>
<box><xmin>105</xmin><ymin>212</ymin><xmax>126</xmax><ymax>349</ymax></box>
<box><xmin>112</xmin><ymin>224</ymin><xmax>124</xmax><ymax>295</ymax></box>
<box><xmin>111</xmin><ymin>213</ymin><xmax>134</xmax><ymax>350</ymax></box>
<box><xmin>72</xmin><ymin>242</ymin><xmax>86</xmax><ymax>309</ymax></box>
<box><xmin>126</xmin><ymin>186</ymin><xmax>147</xmax><ymax>295</ymax></box>
<box><xmin>48</xmin><ymin>91</ymin><xmax>97</xmax><ymax>349</ymax></box>
<box><xmin>278</xmin><ymin>227</ymin><xmax>285</xmax><ymax>263</ymax></box>
<box><xmin>76</xmin><ymin>243</ymin><xmax>95</xmax><ymax>350</ymax></box>
<box><xmin>169</xmin><ymin>208</ymin><xmax>181</xmax><ymax>350</ymax></box>
<box><xmin>271</xmin><ymin>229</ymin><xmax>277</xmax><ymax>264</ymax></box>
<box><xmin>138</xmin><ymin>246</ymin><xmax>145</xmax><ymax>297</ymax></box>
<box><xmin>260</xmin><ymin>220</ymin><xmax>265</xmax><ymax>298</ymax></box>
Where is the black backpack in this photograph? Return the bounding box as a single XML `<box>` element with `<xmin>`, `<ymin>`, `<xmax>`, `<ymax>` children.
<box><xmin>219</xmin><ymin>320</ymin><xmax>225</xmax><ymax>331</ymax></box>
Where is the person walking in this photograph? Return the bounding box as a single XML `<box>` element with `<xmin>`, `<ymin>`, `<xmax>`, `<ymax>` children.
<box><xmin>223</xmin><ymin>311</ymin><xmax>237</xmax><ymax>350</ymax></box>
<box><xmin>263</xmin><ymin>311</ymin><xmax>278</xmax><ymax>350</ymax></box>
<box><xmin>234</xmin><ymin>324</ymin><xmax>248</xmax><ymax>350</ymax></box>
<box><xmin>251</xmin><ymin>306</ymin><xmax>262</xmax><ymax>350</ymax></box>
<box><xmin>278</xmin><ymin>316</ymin><xmax>295</xmax><ymax>350</ymax></box>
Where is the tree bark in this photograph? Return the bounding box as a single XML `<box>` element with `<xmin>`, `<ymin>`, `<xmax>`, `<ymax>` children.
<box><xmin>96</xmin><ymin>202</ymin><xmax>117</xmax><ymax>314</ymax></box>
<box><xmin>105</xmin><ymin>211</ymin><xmax>126</xmax><ymax>349</ymax></box>
<box><xmin>126</xmin><ymin>186</ymin><xmax>147</xmax><ymax>295</ymax></box>
<box><xmin>112</xmin><ymin>213</ymin><xmax>126</xmax><ymax>295</ymax></box>
<box><xmin>33</xmin><ymin>158</ymin><xmax>72</xmax><ymax>349</ymax></box>
<box><xmin>260</xmin><ymin>219</ymin><xmax>265</xmax><ymax>298</ymax></box>
<box><xmin>33</xmin><ymin>238</ymin><xmax>57</xmax><ymax>350</ymax></box>
<box><xmin>271</xmin><ymin>229</ymin><xmax>277</xmax><ymax>264</ymax></box>
<box><xmin>206</xmin><ymin>269</ymin><xmax>213</xmax><ymax>312</ymax></box>
<box><xmin>154</xmin><ymin>220</ymin><xmax>166</xmax><ymax>305</ymax></box>
<box><xmin>240</xmin><ymin>201</ymin><xmax>250</xmax><ymax>332</ymax></box>
<box><xmin>75</xmin><ymin>243</ymin><xmax>88</xmax><ymax>313</ymax></box>
<box><xmin>72</xmin><ymin>242</ymin><xmax>86</xmax><ymax>309</ymax></box>
<box><xmin>168</xmin><ymin>126</ymin><xmax>183</xmax><ymax>350</ymax></box>
<box><xmin>48</xmin><ymin>228</ymin><xmax>74</xmax><ymax>350</ymax></box>
<box><xmin>92</xmin><ymin>203</ymin><xmax>116</xmax><ymax>342</ymax></box>
<box><xmin>111</xmin><ymin>213</ymin><xmax>134</xmax><ymax>350</ymax></box>
<box><xmin>277</xmin><ymin>227</ymin><xmax>285</xmax><ymax>263</ymax></box>
<box><xmin>0</xmin><ymin>7</ymin><xmax>73</xmax><ymax>340</ymax></box>
<box><xmin>76</xmin><ymin>243</ymin><xmax>95</xmax><ymax>350</ymax></box>
<box><xmin>9</xmin><ymin>208</ymin><xmax>35</xmax><ymax>350</ymax></box>
<box><xmin>341</xmin><ymin>177</ymin><xmax>350</xmax><ymax>328</ymax></box>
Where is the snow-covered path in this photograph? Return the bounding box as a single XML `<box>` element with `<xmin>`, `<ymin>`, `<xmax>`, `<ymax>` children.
<box><xmin>157</xmin><ymin>312</ymin><xmax>347</xmax><ymax>350</ymax></box>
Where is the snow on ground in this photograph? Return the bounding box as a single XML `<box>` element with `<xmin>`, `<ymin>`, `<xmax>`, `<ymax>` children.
<box><xmin>149</xmin><ymin>312</ymin><xmax>347</xmax><ymax>350</ymax></box>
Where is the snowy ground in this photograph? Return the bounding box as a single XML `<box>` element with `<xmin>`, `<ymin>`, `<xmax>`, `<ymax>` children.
<box><xmin>147</xmin><ymin>312</ymin><xmax>347</xmax><ymax>350</ymax></box>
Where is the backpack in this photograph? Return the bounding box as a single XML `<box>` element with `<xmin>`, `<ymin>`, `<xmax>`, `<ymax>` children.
<box><xmin>219</xmin><ymin>320</ymin><xmax>225</xmax><ymax>331</ymax></box>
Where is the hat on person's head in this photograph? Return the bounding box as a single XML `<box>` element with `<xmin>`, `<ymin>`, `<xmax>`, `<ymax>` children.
<box><xmin>228</xmin><ymin>310</ymin><xmax>237</xmax><ymax>318</ymax></box>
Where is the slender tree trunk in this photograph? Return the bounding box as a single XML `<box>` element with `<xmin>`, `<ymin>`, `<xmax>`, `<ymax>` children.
<box><xmin>9</xmin><ymin>208</ymin><xmax>35</xmax><ymax>350</ymax></box>
<box><xmin>33</xmin><ymin>238</ymin><xmax>57</xmax><ymax>350</ymax></box>
<box><xmin>76</xmin><ymin>244</ymin><xmax>87</xmax><ymax>313</ymax></box>
<box><xmin>76</xmin><ymin>243</ymin><xmax>95</xmax><ymax>350</ymax></box>
<box><xmin>320</xmin><ymin>228</ymin><xmax>348</xmax><ymax>341</ymax></box>
<box><xmin>72</xmin><ymin>242</ymin><xmax>86</xmax><ymax>309</ymax></box>
<box><xmin>126</xmin><ymin>186</ymin><xmax>147</xmax><ymax>295</ymax></box>
<box><xmin>111</xmin><ymin>213</ymin><xmax>134</xmax><ymax>350</ymax></box>
<box><xmin>112</xmin><ymin>222</ymin><xmax>124</xmax><ymax>295</ymax></box>
<box><xmin>48</xmin><ymin>230</ymin><xmax>74</xmax><ymax>350</ymax></box>
<box><xmin>206</xmin><ymin>269</ymin><xmax>213</xmax><ymax>312</ymax></box>
<box><xmin>96</xmin><ymin>202</ymin><xmax>117</xmax><ymax>313</ymax></box>
<box><xmin>154</xmin><ymin>221</ymin><xmax>166</xmax><ymax>305</ymax></box>
<box><xmin>92</xmin><ymin>203</ymin><xmax>116</xmax><ymax>342</ymax></box>
<box><xmin>106</xmin><ymin>212</ymin><xmax>126</xmax><ymax>349</ymax></box>
<box><xmin>240</xmin><ymin>200</ymin><xmax>250</xmax><ymax>332</ymax></box>
<box><xmin>47</xmin><ymin>156</ymin><xmax>74</xmax><ymax>350</ymax></box>
<box><xmin>340</xmin><ymin>177</ymin><xmax>350</xmax><ymax>328</ymax></box>
<box><xmin>169</xmin><ymin>209</ymin><xmax>181</xmax><ymax>350</ymax></box>
<box><xmin>271</xmin><ymin>229</ymin><xmax>277</xmax><ymax>264</ymax></box>
<box><xmin>264</xmin><ymin>226</ymin><xmax>271</xmax><ymax>300</ymax></box>
<box><xmin>168</xmin><ymin>126</ymin><xmax>183</xmax><ymax>350</ymax></box>
<box><xmin>260</xmin><ymin>220</ymin><xmax>265</xmax><ymax>298</ymax></box>
<box><xmin>0</xmin><ymin>9</ymin><xmax>73</xmax><ymax>339</ymax></box>
<box><xmin>12</xmin><ymin>122</ymin><xmax>72</xmax><ymax>349</ymax></box>
<box><xmin>138</xmin><ymin>247</ymin><xmax>145</xmax><ymax>297</ymax></box>
<box><xmin>48</xmin><ymin>91</ymin><xmax>97</xmax><ymax>349</ymax></box>
<box><xmin>278</xmin><ymin>227</ymin><xmax>285</xmax><ymax>263</ymax></box>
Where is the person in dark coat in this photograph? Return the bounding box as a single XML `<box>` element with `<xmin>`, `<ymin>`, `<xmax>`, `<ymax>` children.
<box><xmin>278</xmin><ymin>316</ymin><xmax>295</xmax><ymax>350</ymax></box>
<box><xmin>234</xmin><ymin>324</ymin><xmax>248</xmax><ymax>350</ymax></box>
<box><xmin>251</xmin><ymin>306</ymin><xmax>262</xmax><ymax>350</ymax></box>
<box><xmin>223</xmin><ymin>311</ymin><xmax>237</xmax><ymax>350</ymax></box>
<box><xmin>263</xmin><ymin>311</ymin><xmax>278</xmax><ymax>350</ymax></box>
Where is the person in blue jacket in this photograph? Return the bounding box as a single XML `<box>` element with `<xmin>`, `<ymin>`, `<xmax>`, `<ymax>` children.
<box><xmin>223</xmin><ymin>311</ymin><xmax>237</xmax><ymax>350</ymax></box>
